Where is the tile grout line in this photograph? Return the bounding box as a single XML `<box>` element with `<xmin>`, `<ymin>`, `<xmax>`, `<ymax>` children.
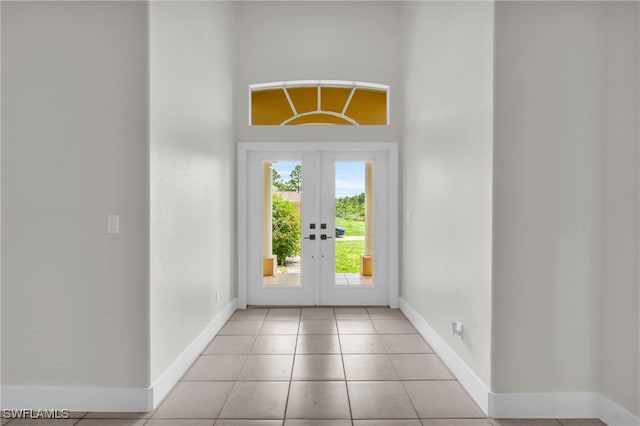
<box><xmin>382</xmin><ymin>314</ymin><xmax>426</xmax><ymax>422</ymax></box>
<box><xmin>372</xmin><ymin>307</ymin><xmax>422</xmax><ymax>424</ymax></box>
<box><xmin>337</xmin><ymin>307</ymin><xmax>356</xmax><ymax>426</ymax></box>
<box><xmin>212</xmin><ymin>315</ymin><xmax>265</xmax><ymax>423</ymax></box>
<box><xmin>375</xmin><ymin>308</ymin><xmax>422</xmax><ymax>423</ymax></box>
<box><xmin>282</xmin><ymin>308</ymin><xmax>301</xmax><ymax>424</ymax></box>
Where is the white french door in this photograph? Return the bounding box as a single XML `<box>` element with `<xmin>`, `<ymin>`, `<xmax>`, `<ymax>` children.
<box><xmin>318</xmin><ymin>151</ymin><xmax>390</xmax><ymax>305</ymax></box>
<box><xmin>239</xmin><ymin>143</ymin><xmax>397</xmax><ymax>307</ymax></box>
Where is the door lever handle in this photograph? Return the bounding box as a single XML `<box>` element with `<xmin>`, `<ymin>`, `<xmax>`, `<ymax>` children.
<box><xmin>320</xmin><ymin>234</ymin><xmax>333</xmax><ymax>240</ymax></box>
<box><xmin>304</xmin><ymin>235</ymin><xmax>316</xmax><ymax>240</ymax></box>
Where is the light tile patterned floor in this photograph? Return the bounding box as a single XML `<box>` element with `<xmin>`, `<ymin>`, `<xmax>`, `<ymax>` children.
<box><xmin>2</xmin><ymin>307</ymin><xmax>607</xmax><ymax>426</ymax></box>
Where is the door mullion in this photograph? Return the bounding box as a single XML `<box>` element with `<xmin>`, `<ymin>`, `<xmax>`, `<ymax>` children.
<box><xmin>319</xmin><ymin>153</ymin><xmax>335</xmax><ymax>305</ymax></box>
<box><xmin>314</xmin><ymin>151</ymin><xmax>323</xmax><ymax>306</ymax></box>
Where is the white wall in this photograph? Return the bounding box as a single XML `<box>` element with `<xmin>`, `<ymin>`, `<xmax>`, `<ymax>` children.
<box><xmin>1</xmin><ymin>0</ymin><xmax>237</xmax><ymax>405</ymax></box>
<box><xmin>493</xmin><ymin>0</ymin><xmax>604</xmax><ymax>394</ymax></box>
<box><xmin>149</xmin><ymin>1</ymin><xmax>236</xmax><ymax>384</ymax></box>
<box><xmin>401</xmin><ymin>1</ymin><xmax>494</xmax><ymax>387</ymax></box>
<box><xmin>235</xmin><ymin>1</ymin><xmax>401</xmax><ymax>144</ymax></box>
<box><xmin>600</xmin><ymin>2</ymin><xmax>640</xmax><ymax>416</ymax></box>
<box><xmin>1</xmin><ymin>1</ymin><xmax>149</xmax><ymax>388</ymax></box>
<box><xmin>493</xmin><ymin>0</ymin><xmax>639</xmax><ymax>417</ymax></box>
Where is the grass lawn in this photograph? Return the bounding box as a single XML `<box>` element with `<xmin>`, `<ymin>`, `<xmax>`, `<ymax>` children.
<box><xmin>274</xmin><ymin>241</ymin><xmax>364</xmax><ymax>273</ymax></box>
<box><xmin>274</xmin><ymin>218</ymin><xmax>365</xmax><ymax>273</ymax></box>
<box><xmin>335</xmin><ymin>217</ymin><xmax>365</xmax><ymax>236</ymax></box>
<box><xmin>335</xmin><ymin>240</ymin><xmax>364</xmax><ymax>273</ymax></box>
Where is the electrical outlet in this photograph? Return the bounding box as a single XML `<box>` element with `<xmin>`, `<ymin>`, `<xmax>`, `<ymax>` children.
<box><xmin>451</xmin><ymin>321</ymin><xmax>464</xmax><ymax>340</ymax></box>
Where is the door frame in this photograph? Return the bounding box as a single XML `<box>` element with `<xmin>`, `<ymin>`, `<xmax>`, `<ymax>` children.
<box><xmin>237</xmin><ymin>141</ymin><xmax>399</xmax><ymax>309</ymax></box>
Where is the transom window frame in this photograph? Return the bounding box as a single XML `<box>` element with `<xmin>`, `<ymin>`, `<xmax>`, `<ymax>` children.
<box><xmin>249</xmin><ymin>80</ymin><xmax>390</xmax><ymax>126</ymax></box>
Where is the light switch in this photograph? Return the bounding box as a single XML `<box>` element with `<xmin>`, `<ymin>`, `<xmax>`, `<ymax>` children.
<box><xmin>107</xmin><ymin>215</ymin><xmax>120</xmax><ymax>234</ymax></box>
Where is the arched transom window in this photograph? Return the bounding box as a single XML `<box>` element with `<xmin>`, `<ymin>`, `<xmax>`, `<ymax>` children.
<box><xmin>250</xmin><ymin>80</ymin><xmax>389</xmax><ymax>126</ymax></box>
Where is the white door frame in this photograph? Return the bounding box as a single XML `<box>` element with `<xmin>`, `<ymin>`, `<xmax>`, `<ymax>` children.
<box><xmin>237</xmin><ymin>142</ymin><xmax>399</xmax><ymax>308</ymax></box>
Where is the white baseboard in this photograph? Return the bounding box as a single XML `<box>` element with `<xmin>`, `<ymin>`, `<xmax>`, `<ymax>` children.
<box><xmin>149</xmin><ymin>297</ymin><xmax>238</xmax><ymax>408</ymax></box>
<box><xmin>398</xmin><ymin>297</ymin><xmax>491</xmax><ymax>414</ymax></box>
<box><xmin>489</xmin><ymin>392</ymin><xmax>640</xmax><ymax>426</ymax></box>
<box><xmin>599</xmin><ymin>393</ymin><xmax>640</xmax><ymax>426</ymax></box>
<box><xmin>1</xmin><ymin>297</ymin><xmax>238</xmax><ymax>412</ymax></box>
<box><xmin>399</xmin><ymin>297</ymin><xmax>640</xmax><ymax>426</ymax></box>
<box><xmin>0</xmin><ymin>386</ymin><xmax>151</xmax><ymax>412</ymax></box>
<box><xmin>488</xmin><ymin>392</ymin><xmax>599</xmax><ymax>418</ymax></box>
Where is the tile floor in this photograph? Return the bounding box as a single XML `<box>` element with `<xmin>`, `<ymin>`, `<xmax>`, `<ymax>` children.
<box><xmin>1</xmin><ymin>307</ymin><xmax>607</xmax><ymax>426</ymax></box>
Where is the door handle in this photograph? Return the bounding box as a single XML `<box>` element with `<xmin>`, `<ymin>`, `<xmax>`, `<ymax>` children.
<box><xmin>320</xmin><ymin>234</ymin><xmax>333</xmax><ymax>240</ymax></box>
<box><xmin>304</xmin><ymin>234</ymin><xmax>316</xmax><ymax>240</ymax></box>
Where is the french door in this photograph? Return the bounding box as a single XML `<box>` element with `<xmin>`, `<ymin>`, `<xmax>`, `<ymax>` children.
<box><xmin>239</xmin><ymin>144</ymin><xmax>397</xmax><ymax>307</ymax></box>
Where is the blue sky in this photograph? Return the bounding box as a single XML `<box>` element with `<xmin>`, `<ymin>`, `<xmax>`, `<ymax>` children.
<box><xmin>334</xmin><ymin>162</ymin><xmax>365</xmax><ymax>198</ymax></box>
<box><xmin>272</xmin><ymin>161</ymin><xmax>365</xmax><ymax>198</ymax></box>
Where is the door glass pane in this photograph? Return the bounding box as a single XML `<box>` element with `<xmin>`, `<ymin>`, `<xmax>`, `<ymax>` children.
<box><xmin>263</xmin><ymin>161</ymin><xmax>302</xmax><ymax>287</ymax></box>
<box><xmin>334</xmin><ymin>161</ymin><xmax>373</xmax><ymax>286</ymax></box>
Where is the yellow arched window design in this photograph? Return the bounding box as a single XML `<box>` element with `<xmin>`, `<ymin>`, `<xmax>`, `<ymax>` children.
<box><xmin>250</xmin><ymin>80</ymin><xmax>389</xmax><ymax>126</ymax></box>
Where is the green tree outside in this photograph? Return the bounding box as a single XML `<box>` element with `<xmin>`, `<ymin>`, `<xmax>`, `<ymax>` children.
<box><xmin>286</xmin><ymin>164</ymin><xmax>301</xmax><ymax>192</ymax></box>
<box><xmin>335</xmin><ymin>192</ymin><xmax>365</xmax><ymax>219</ymax></box>
<box><xmin>272</xmin><ymin>194</ymin><xmax>301</xmax><ymax>265</ymax></box>
<box><xmin>272</xmin><ymin>169</ymin><xmax>288</xmax><ymax>191</ymax></box>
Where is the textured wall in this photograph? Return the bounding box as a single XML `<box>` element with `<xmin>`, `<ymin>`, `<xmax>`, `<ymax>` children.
<box><xmin>149</xmin><ymin>1</ymin><xmax>236</xmax><ymax>383</ymax></box>
<box><xmin>493</xmin><ymin>2</ymin><xmax>639</xmax><ymax>416</ymax></box>
<box><xmin>2</xmin><ymin>1</ymin><xmax>149</xmax><ymax>387</ymax></box>
<box><xmin>401</xmin><ymin>1</ymin><xmax>494</xmax><ymax>386</ymax></box>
